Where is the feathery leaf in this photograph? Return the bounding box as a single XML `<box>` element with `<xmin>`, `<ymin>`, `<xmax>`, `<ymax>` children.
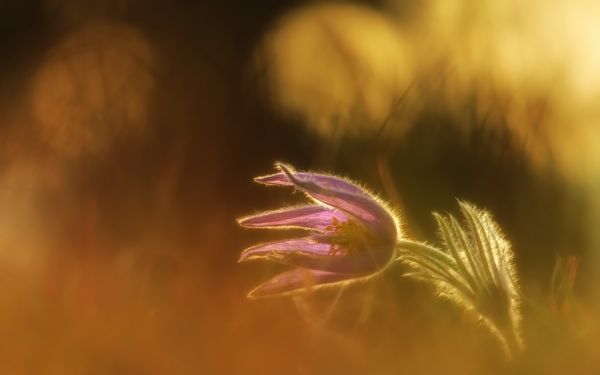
<box><xmin>399</xmin><ymin>201</ymin><xmax>523</xmax><ymax>357</ymax></box>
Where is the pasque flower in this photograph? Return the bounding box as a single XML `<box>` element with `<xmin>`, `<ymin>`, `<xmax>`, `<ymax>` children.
<box><xmin>238</xmin><ymin>163</ymin><xmax>400</xmax><ymax>298</ymax></box>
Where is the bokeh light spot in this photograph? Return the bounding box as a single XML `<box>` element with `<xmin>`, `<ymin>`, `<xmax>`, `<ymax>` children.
<box><xmin>31</xmin><ymin>22</ymin><xmax>155</xmax><ymax>158</ymax></box>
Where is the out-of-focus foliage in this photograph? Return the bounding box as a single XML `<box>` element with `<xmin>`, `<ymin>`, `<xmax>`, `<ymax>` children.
<box><xmin>257</xmin><ymin>0</ymin><xmax>600</xmax><ymax>181</ymax></box>
<box><xmin>254</xmin><ymin>3</ymin><xmax>415</xmax><ymax>139</ymax></box>
<box><xmin>32</xmin><ymin>22</ymin><xmax>155</xmax><ymax>158</ymax></box>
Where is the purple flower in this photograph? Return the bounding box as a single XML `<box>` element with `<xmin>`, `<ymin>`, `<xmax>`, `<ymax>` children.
<box><xmin>238</xmin><ymin>163</ymin><xmax>401</xmax><ymax>298</ymax></box>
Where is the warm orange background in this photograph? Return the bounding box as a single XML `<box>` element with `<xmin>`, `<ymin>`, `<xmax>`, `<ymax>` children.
<box><xmin>0</xmin><ymin>0</ymin><xmax>598</xmax><ymax>373</ymax></box>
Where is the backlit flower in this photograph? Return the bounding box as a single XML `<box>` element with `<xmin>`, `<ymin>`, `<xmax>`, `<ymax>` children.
<box><xmin>238</xmin><ymin>163</ymin><xmax>401</xmax><ymax>298</ymax></box>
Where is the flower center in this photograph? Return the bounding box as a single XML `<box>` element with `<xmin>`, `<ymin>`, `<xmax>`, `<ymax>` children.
<box><xmin>324</xmin><ymin>217</ymin><xmax>376</xmax><ymax>255</ymax></box>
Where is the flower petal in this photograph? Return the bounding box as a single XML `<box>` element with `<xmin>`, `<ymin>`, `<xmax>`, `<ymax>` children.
<box><xmin>255</xmin><ymin>169</ymin><xmax>365</xmax><ymax>196</ymax></box>
<box><xmin>237</xmin><ymin>205</ymin><xmax>347</xmax><ymax>232</ymax></box>
<box><xmin>239</xmin><ymin>236</ymin><xmax>395</xmax><ymax>275</ymax></box>
<box><xmin>248</xmin><ymin>268</ymin><xmax>349</xmax><ymax>298</ymax></box>
<box><xmin>282</xmin><ymin>242</ymin><xmax>395</xmax><ymax>275</ymax></box>
<box><xmin>239</xmin><ymin>237</ymin><xmax>332</xmax><ymax>262</ymax></box>
<box><xmin>264</xmin><ymin>163</ymin><xmax>397</xmax><ymax>240</ymax></box>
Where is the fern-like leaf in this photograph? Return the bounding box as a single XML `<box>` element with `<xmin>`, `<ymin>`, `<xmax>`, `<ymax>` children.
<box><xmin>398</xmin><ymin>201</ymin><xmax>523</xmax><ymax>357</ymax></box>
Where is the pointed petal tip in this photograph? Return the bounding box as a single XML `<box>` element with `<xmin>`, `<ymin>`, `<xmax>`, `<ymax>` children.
<box><xmin>246</xmin><ymin>287</ymin><xmax>264</xmax><ymax>299</ymax></box>
<box><xmin>253</xmin><ymin>162</ymin><xmax>295</xmax><ymax>185</ymax></box>
<box><xmin>246</xmin><ymin>292</ymin><xmax>257</xmax><ymax>300</ymax></box>
<box><xmin>246</xmin><ymin>289</ymin><xmax>279</xmax><ymax>300</ymax></box>
<box><xmin>237</xmin><ymin>250</ymin><xmax>255</xmax><ymax>263</ymax></box>
<box><xmin>238</xmin><ymin>248</ymin><xmax>273</xmax><ymax>263</ymax></box>
<box><xmin>237</xmin><ymin>215</ymin><xmax>258</xmax><ymax>228</ymax></box>
<box><xmin>253</xmin><ymin>172</ymin><xmax>290</xmax><ymax>186</ymax></box>
<box><xmin>274</xmin><ymin>161</ymin><xmax>294</xmax><ymax>171</ymax></box>
<box><xmin>275</xmin><ymin>161</ymin><xmax>293</xmax><ymax>173</ymax></box>
<box><xmin>253</xmin><ymin>175</ymin><xmax>272</xmax><ymax>184</ymax></box>
<box><xmin>245</xmin><ymin>283</ymin><xmax>293</xmax><ymax>300</ymax></box>
<box><xmin>246</xmin><ymin>287</ymin><xmax>297</xmax><ymax>299</ymax></box>
<box><xmin>276</xmin><ymin>163</ymin><xmax>299</xmax><ymax>183</ymax></box>
<box><xmin>246</xmin><ymin>287</ymin><xmax>302</xmax><ymax>300</ymax></box>
<box><xmin>246</xmin><ymin>282</ymin><xmax>280</xmax><ymax>299</ymax></box>
<box><xmin>238</xmin><ymin>253</ymin><xmax>255</xmax><ymax>263</ymax></box>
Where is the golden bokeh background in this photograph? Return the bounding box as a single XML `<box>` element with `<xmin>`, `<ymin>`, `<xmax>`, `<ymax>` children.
<box><xmin>0</xmin><ymin>0</ymin><xmax>599</xmax><ymax>373</ymax></box>
<box><xmin>32</xmin><ymin>22</ymin><xmax>155</xmax><ymax>158</ymax></box>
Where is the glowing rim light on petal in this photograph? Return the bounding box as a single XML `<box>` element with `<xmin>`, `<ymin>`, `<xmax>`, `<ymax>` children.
<box><xmin>238</xmin><ymin>162</ymin><xmax>401</xmax><ymax>299</ymax></box>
